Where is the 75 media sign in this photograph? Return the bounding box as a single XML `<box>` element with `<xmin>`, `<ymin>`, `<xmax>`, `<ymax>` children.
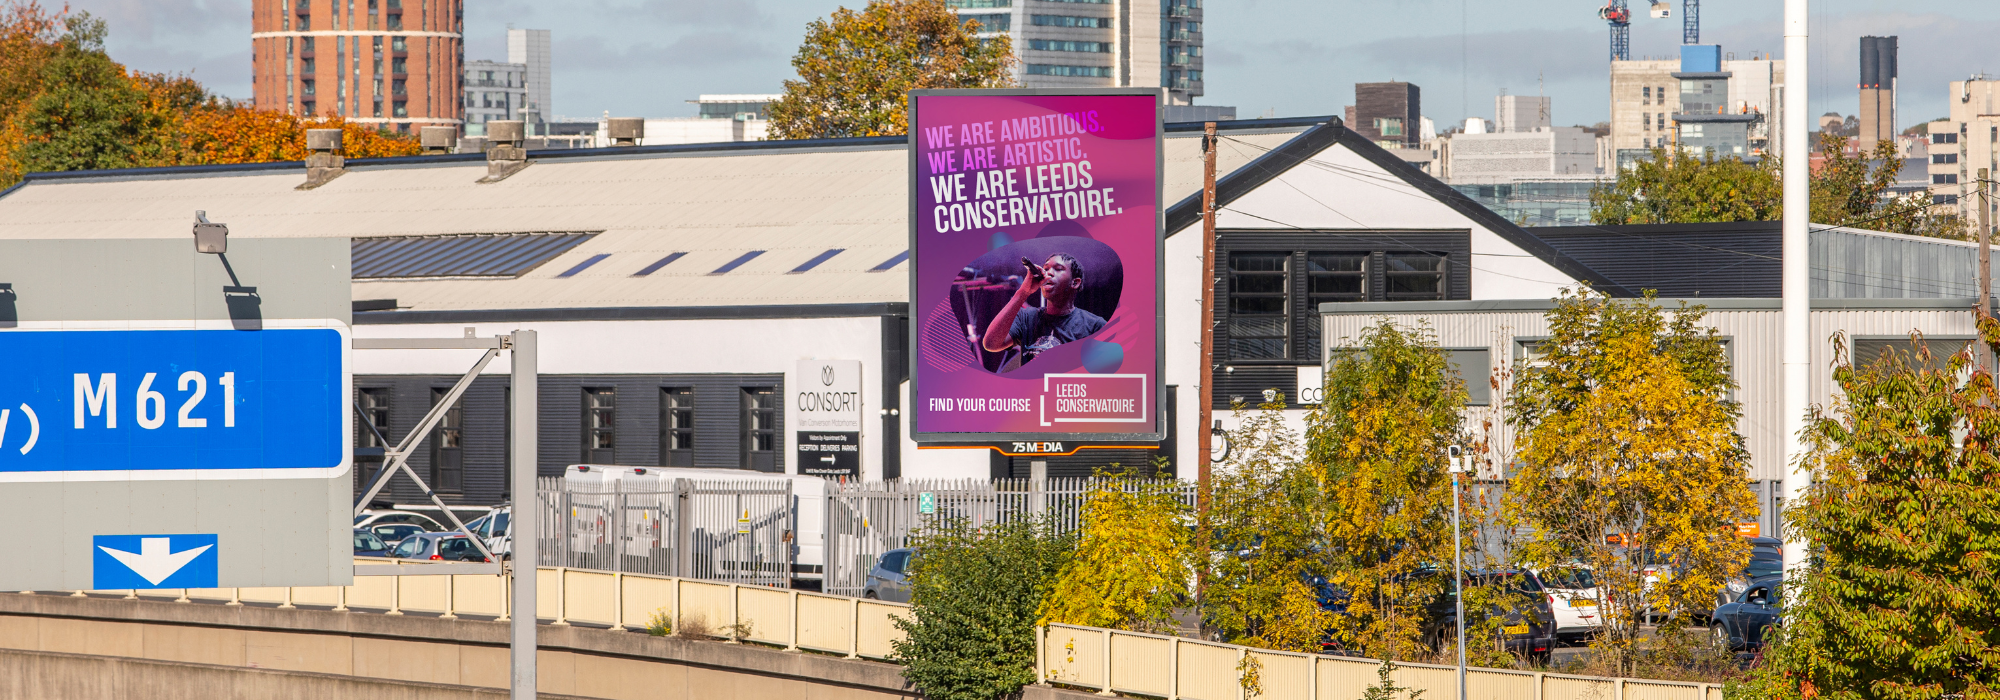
<box><xmin>907</xmin><ymin>88</ymin><xmax>1165</xmax><ymax>442</ymax></box>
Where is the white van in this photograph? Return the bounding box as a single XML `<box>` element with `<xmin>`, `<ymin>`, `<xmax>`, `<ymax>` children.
<box><xmin>560</xmin><ymin>465</ymin><xmax>829</xmax><ymax>584</ymax></box>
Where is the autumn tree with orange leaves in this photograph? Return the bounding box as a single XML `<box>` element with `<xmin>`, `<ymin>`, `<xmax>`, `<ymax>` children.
<box><xmin>0</xmin><ymin>1</ymin><xmax>417</xmax><ymax>188</ymax></box>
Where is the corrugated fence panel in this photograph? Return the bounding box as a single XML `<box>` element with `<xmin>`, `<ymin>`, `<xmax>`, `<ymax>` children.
<box><xmin>1318</xmin><ymin>656</ymin><xmax>1382</xmax><ymax>700</ymax></box>
<box><xmin>677</xmin><ymin>581</ymin><xmax>733</xmax><ymax>634</ymax></box>
<box><xmin>1042</xmin><ymin>625</ymin><xmax>1104</xmax><ymax>689</ymax></box>
<box><xmin>1175</xmin><ymin>640</ymin><xmax>1240</xmax><ymax>700</ymax></box>
<box><xmin>795</xmin><ymin>594</ymin><xmax>854</xmax><ymax>654</ymax></box>
<box><xmin>737</xmin><ymin>586</ymin><xmax>793</xmax><ymax>645</ymax></box>
<box><xmin>1546</xmin><ymin>674</ymin><xmax>1617</xmax><ymax>700</ymax></box>
<box><xmin>1107</xmin><ymin>633</ymin><xmax>1171</xmax><ymax>697</ymax></box>
<box><xmin>1468</xmin><ymin>668</ymin><xmax>1539</xmax><ymax>700</ymax></box>
<box><xmin>854</xmin><ymin>600</ymin><xmax>905</xmax><ymax>659</ymax></box>
<box><xmin>1248</xmin><ymin>649</ymin><xmax>1312</xmax><ymax>700</ymax></box>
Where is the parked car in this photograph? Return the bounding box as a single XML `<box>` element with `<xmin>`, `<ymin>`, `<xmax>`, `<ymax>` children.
<box><xmin>1711</xmin><ymin>575</ymin><xmax>1783</xmax><ymax>650</ymax></box>
<box><xmin>1528</xmin><ymin>565</ymin><xmax>1604</xmax><ymax>646</ymax></box>
<box><xmin>355</xmin><ymin>510</ymin><xmax>446</xmax><ymax>533</ymax></box>
<box><xmin>353</xmin><ymin>528</ymin><xmax>392</xmax><ymax>558</ymax></box>
<box><xmin>1720</xmin><ymin>553</ymin><xmax>1785</xmax><ymax>608</ymax></box>
<box><xmin>463</xmin><ymin>505</ymin><xmax>512</xmax><ymax>559</ymax></box>
<box><xmin>390</xmin><ymin>532</ymin><xmax>494</xmax><ymax>562</ymax></box>
<box><xmin>1420</xmin><ymin>569</ymin><xmax>1558</xmax><ymax>661</ymax></box>
<box><xmin>863</xmin><ymin>548</ymin><xmax>915</xmax><ymax>603</ymax></box>
<box><xmin>369</xmin><ymin>523</ymin><xmax>429</xmax><ymax>544</ymax></box>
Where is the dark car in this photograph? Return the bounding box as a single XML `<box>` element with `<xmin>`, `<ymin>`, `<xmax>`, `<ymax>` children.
<box><xmin>1711</xmin><ymin>574</ymin><xmax>1782</xmax><ymax>650</ymax></box>
<box><xmin>863</xmin><ymin>548</ymin><xmax>915</xmax><ymax>602</ymax></box>
<box><xmin>353</xmin><ymin>528</ymin><xmax>392</xmax><ymax>558</ymax></box>
<box><xmin>1421</xmin><ymin>569</ymin><xmax>1558</xmax><ymax>661</ymax></box>
<box><xmin>390</xmin><ymin>532</ymin><xmax>493</xmax><ymax>562</ymax></box>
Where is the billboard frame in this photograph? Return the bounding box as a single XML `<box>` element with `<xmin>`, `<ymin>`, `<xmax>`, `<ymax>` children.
<box><xmin>906</xmin><ymin>87</ymin><xmax>1166</xmax><ymax>443</ymax></box>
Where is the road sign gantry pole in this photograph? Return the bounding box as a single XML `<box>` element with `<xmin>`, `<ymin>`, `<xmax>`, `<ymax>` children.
<box><xmin>509</xmin><ymin>330</ymin><xmax>539</xmax><ymax>700</ymax></box>
<box><xmin>1781</xmin><ymin>0</ymin><xmax>1811</xmax><ymax>586</ymax></box>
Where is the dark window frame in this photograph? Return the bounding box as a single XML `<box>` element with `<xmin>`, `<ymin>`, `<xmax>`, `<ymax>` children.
<box><xmin>741</xmin><ymin>386</ymin><xmax>779</xmax><ymax>472</ymax></box>
<box><xmin>660</xmin><ymin>387</ymin><xmax>696</xmax><ymax>467</ymax></box>
<box><xmin>356</xmin><ymin>387</ymin><xmax>392</xmax><ymax>448</ymax></box>
<box><xmin>430</xmin><ymin>387</ymin><xmax>464</xmax><ymax>493</ymax></box>
<box><xmin>583</xmin><ymin>387</ymin><xmax>616</xmax><ymax>464</ymax></box>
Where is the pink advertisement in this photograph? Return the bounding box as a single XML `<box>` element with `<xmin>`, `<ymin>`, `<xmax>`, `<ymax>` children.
<box><xmin>908</xmin><ymin>90</ymin><xmax>1162</xmax><ymax>440</ymax></box>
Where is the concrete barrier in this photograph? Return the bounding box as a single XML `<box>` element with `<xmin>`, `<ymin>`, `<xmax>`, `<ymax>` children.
<box><xmin>0</xmin><ymin>593</ymin><xmax>915</xmax><ymax>700</ymax></box>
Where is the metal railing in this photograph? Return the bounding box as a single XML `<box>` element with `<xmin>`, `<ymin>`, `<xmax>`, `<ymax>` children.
<box><xmin>538</xmin><ymin>477</ymin><xmax>794</xmax><ymax>588</ymax></box>
<box><xmin>1039</xmin><ymin>624</ymin><xmax>1727</xmax><ymax>700</ymax></box>
<box><xmin>823</xmin><ymin>478</ymin><xmax>1195</xmax><ymax>596</ymax></box>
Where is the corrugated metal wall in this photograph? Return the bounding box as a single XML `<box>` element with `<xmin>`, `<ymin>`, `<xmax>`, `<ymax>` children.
<box><xmin>354</xmin><ymin>373</ymin><xmax>784</xmax><ymax>508</ymax></box>
<box><xmin>1812</xmin><ymin>229</ymin><xmax>2000</xmax><ymax>299</ymax></box>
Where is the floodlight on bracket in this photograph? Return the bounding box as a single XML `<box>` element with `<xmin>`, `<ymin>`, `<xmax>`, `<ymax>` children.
<box><xmin>193</xmin><ymin>211</ymin><xmax>228</xmax><ymax>254</ymax></box>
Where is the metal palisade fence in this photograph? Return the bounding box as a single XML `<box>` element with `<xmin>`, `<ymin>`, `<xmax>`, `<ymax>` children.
<box><xmin>822</xmin><ymin>477</ymin><xmax>1196</xmax><ymax>597</ymax></box>
<box><xmin>537</xmin><ymin>476</ymin><xmax>795</xmax><ymax>588</ymax></box>
<box><xmin>536</xmin><ymin>476</ymin><xmax>1193</xmax><ymax>594</ymax></box>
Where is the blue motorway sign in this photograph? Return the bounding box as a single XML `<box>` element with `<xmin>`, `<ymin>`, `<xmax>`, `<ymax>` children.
<box><xmin>0</xmin><ymin>326</ymin><xmax>347</xmax><ymax>479</ymax></box>
<box><xmin>93</xmin><ymin>534</ymin><xmax>219</xmax><ymax>589</ymax></box>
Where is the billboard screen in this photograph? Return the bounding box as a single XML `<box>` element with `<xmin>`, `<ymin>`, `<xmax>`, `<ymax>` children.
<box><xmin>908</xmin><ymin>89</ymin><xmax>1163</xmax><ymax>441</ymax></box>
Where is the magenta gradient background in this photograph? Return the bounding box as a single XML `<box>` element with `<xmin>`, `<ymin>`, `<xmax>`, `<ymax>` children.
<box><xmin>910</xmin><ymin>92</ymin><xmax>1161</xmax><ymax>438</ymax></box>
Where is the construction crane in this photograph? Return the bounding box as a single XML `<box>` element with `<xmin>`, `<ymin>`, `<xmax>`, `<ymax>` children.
<box><xmin>1604</xmin><ymin>0</ymin><xmax>1700</xmax><ymax>62</ymax></box>
<box><xmin>1599</xmin><ymin>0</ymin><xmax>1631</xmax><ymax>61</ymax></box>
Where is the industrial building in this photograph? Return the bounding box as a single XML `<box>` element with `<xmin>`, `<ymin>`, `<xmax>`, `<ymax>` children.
<box><xmin>952</xmin><ymin>0</ymin><xmax>1205</xmax><ymax>105</ymax></box>
<box><xmin>463</xmin><ymin>60</ymin><xmax>526</xmax><ymax>135</ymax></box>
<box><xmin>251</xmin><ymin>0</ymin><xmax>464</xmax><ymax>129</ymax></box>
<box><xmin>1857</xmin><ymin>36</ymin><xmax>1899</xmax><ymax>147</ymax></box>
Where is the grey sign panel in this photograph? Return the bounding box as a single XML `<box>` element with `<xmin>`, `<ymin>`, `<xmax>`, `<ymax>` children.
<box><xmin>0</xmin><ymin>238</ymin><xmax>351</xmax><ymax>590</ymax></box>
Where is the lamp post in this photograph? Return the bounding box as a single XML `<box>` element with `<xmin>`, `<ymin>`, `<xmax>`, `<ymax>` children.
<box><xmin>1448</xmin><ymin>444</ymin><xmax>1468</xmax><ymax>700</ymax></box>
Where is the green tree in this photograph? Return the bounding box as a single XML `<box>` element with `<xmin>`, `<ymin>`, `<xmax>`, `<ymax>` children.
<box><xmin>1202</xmin><ymin>396</ymin><xmax>1332</xmax><ymax>653</ymax></box>
<box><xmin>1589</xmin><ymin>148</ymin><xmax>1782</xmax><ymax>225</ymax></box>
<box><xmin>10</xmin><ymin>12</ymin><xmax>155</xmax><ymax>174</ymax></box>
<box><xmin>1768</xmin><ymin>324</ymin><xmax>2000</xmax><ymax>700</ymax></box>
<box><xmin>767</xmin><ymin>0</ymin><xmax>1015</xmax><ymax>139</ymax></box>
<box><xmin>892</xmin><ymin>517</ymin><xmax>1072</xmax><ymax>700</ymax></box>
<box><xmin>1505</xmin><ymin>289</ymin><xmax>1755</xmax><ymax>676</ymax></box>
<box><xmin>1041</xmin><ymin>471</ymin><xmax>1192</xmax><ymax>634</ymax></box>
<box><xmin>1810</xmin><ymin>133</ymin><xmax>1965</xmax><ymax>240</ymax></box>
<box><xmin>1307</xmin><ymin>320</ymin><xmax>1467</xmax><ymax>659</ymax></box>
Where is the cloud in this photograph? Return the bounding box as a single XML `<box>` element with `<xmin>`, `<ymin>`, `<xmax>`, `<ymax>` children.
<box><xmin>561</xmin><ymin>31</ymin><xmax>779</xmax><ymax>73</ymax></box>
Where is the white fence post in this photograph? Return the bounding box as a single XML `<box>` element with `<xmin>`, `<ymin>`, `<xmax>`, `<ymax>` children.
<box><xmin>441</xmin><ymin>575</ymin><xmax>457</xmax><ymax>620</ymax></box>
<box><xmin>1535</xmin><ymin>672</ymin><xmax>1545</xmax><ymax>700</ymax></box>
<box><xmin>785</xmin><ymin>590</ymin><xmax>799</xmax><ymax>651</ymax></box>
<box><xmin>1099</xmin><ymin>628</ymin><xmax>1115</xmax><ymax>696</ymax></box>
<box><xmin>1235</xmin><ymin>647</ymin><xmax>1248</xmax><ymax>700</ymax></box>
<box><xmin>1616</xmin><ymin>678</ymin><xmax>1627</xmax><ymax>700</ymax></box>
<box><xmin>279</xmin><ymin>587</ymin><xmax>295</xmax><ymax>610</ymax></box>
<box><xmin>333</xmin><ymin>583</ymin><xmax>349</xmax><ymax>612</ymax></box>
<box><xmin>551</xmin><ymin>567</ymin><xmax>569</xmax><ymax>625</ymax></box>
<box><xmin>610</xmin><ymin>572</ymin><xmax>624</xmax><ymax>631</ymax></box>
<box><xmin>1168</xmin><ymin>636</ymin><xmax>1180</xmax><ymax>700</ymax></box>
<box><xmin>386</xmin><ymin>576</ymin><xmax>402</xmax><ymax>616</ymax></box>
<box><xmin>1035</xmin><ymin>625</ymin><xmax>1047</xmax><ymax>686</ymax></box>
<box><xmin>846</xmin><ymin>597</ymin><xmax>861</xmax><ymax>659</ymax></box>
<box><xmin>728</xmin><ymin>583</ymin><xmax>741</xmax><ymax>643</ymax></box>
<box><xmin>226</xmin><ymin>588</ymin><xmax>242</xmax><ymax>607</ymax></box>
<box><xmin>495</xmin><ymin>573</ymin><xmax>508</xmax><ymax>621</ymax></box>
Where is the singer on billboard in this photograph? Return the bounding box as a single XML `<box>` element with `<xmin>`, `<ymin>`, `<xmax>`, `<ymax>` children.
<box><xmin>980</xmin><ymin>253</ymin><xmax>1107</xmax><ymax>369</ymax></box>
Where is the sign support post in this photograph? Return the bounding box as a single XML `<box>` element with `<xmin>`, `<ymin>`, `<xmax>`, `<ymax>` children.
<box><xmin>510</xmin><ymin>330</ymin><xmax>539</xmax><ymax>700</ymax></box>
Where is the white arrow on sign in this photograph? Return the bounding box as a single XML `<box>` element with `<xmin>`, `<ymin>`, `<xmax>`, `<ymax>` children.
<box><xmin>97</xmin><ymin>538</ymin><xmax>212</xmax><ymax>585</ymax></box>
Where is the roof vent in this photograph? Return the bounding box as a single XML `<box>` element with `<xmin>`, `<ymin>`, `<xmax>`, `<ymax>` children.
<box><xmin>608</xmin><ymin>117</ymin><xmax>644</xmax><ymax>146</ymax></box>
<box><xmin>480</xmin><ymin>120</ymin><xmax>528</xmax><ymax>183</ymax></box>
<box><xmin>420</xmin><ymin>126</ymin><xmax>457</xmax><ymax>155</ymax></box>
<box><xmin>299</xmin><ymin>128</ymin><xmax>344</xmax><ymax>190</ymax></box>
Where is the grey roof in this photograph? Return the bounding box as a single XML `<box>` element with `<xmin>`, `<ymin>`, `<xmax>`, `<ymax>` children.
<box><xmin>0</xmin><ymin>121</ymin><xmax>1317</xmax><ymax>314</ymax></box>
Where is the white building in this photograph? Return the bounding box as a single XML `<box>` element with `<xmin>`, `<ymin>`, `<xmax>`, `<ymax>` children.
<box><xmin>508</xmin><ymin>29</ymin><xmax>552</xmax><ymax>129</ymax></box>
<box><xmin>462</xmin><ymin>60</ymin><xmax>526</xmax><ymax>134</ymax></box>
<box><xmin>952</xmin><ymin>0</ymin><xmax>1204</xmax><ymax>104</ymax></box>
<box><xmin>1439</xmin><ymin>128</ymin><xmax>1598</xmax><ymax>183</ymax></box>
<box><xmin>595</xmin><ymin>95</ymin><xmax>778</xmax><ymax>147</ymax></box>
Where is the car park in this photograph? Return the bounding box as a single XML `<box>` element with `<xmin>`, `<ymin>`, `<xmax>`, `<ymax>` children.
<box><xmin>369</xmin><ymin>522</ymin><xmax>428</xmax><ymax>544</ymax></box>
<box><xmin>863</xmin><ymin>548</ymin><xmax>915</xmax><ymax>602</ymax></box>
<box><xmin>1529</xmin><ymin>565</ymin><xmax>1604</xmax><ymax>645</ymax></box>
<box><xmin>353</xmin><ymin>528</ymin><xmax>392</xmax><ymax>558</ymax></box>
<box><xmin>1420</xmin><ymin>569</ymin><xmax>1557</xmax><ymax>661</ymax></box>
<box><xmin>354</xmin><ymin>510</ymin><xmax>446</xmax><ymax>533</ymax></box>
<box><xmin>390</xmin><ymin>532</ymin><xmax>494</xmax><ymax>562</ymax></box>
<box><xmin>1711</xmin><ymin>574</ymin><xmax>1783</xmax><ymax>650</ymax></box>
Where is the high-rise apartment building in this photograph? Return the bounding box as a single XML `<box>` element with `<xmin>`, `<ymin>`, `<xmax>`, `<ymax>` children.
<box><xmin>462</xmin><ymin>60</ymin><xmax>525</xmax><ymax>134</ymax></box>
<box><xmin>951</xmin><ymin>0</ymin><xmax>1203</xmax><ymax>105</ymax></box>
<box><xmin>1858</xmin><ymin>36</ymin><xmax>1898</xmax><ymax>147</ymax></box>
<box><xmin>508</xmin><ymin>29</ymin><xmax>551</xmax><ymax>127</ymax></box>
<box><xmin>252</xmin><ymin>0</ymin><xmax>464</xmax><ymax>130</ymax></box>
<box><xmin>1925</xmin><ymin>77</ymin><xmax>2000</xmax><ymax>234</ymax></box>
<box><xmin>1352</xmin><ymin>82</ymin><xmax>1420</xmax><ymax>149</ymax></box>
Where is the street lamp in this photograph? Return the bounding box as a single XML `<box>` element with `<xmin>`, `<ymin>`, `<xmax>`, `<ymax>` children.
<box><xmin>1448</xmin><ymin>444</ymin><xmax>1469</xmax><ymax>700</ymax></box>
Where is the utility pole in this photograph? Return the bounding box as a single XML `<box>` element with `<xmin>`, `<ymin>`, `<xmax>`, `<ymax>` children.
<box><xmin>1980</xmin><ymin>167</ymin><xmax>1991</xmax><ymax>319</ymax></box>
<box><xmin>1448</xmin><ymin>446</ymin><xmax>1467</xmax><ymax>700</ymax></box>
<box><xmin>1780</xmin><ymin>0</ymin><xmax>1811</xmax><ymax>584</ymax></box>
<box><xmin>1196</xmin><ymin>122</ymin><xmax>1219</xmax><ymax>603</ymax></box>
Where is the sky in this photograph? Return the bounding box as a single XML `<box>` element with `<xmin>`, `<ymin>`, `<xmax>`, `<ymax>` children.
<box><xmin>66</xmin><ymin>0</ymin><xmax>2000</xmax><ymax>129</ymax></box>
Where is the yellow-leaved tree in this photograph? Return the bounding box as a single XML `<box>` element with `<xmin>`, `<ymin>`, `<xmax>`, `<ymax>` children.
<box><xmin>1040</xmin><ymin>467</ymin><xmax>1193</xmax><ymax>634</ymax></box>
<box><xmin>766</xmin><ymin>0</ymin><xmax>1016</xmax><ymax>139</ymax></box>
<box><xmin>1505</xmin><ymin>289</ymin><xmax>1754</xmax><ymax>676</ymax></box>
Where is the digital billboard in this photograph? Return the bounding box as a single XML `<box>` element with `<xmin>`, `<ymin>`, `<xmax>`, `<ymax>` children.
<box><xmin>908</xmin><ymin>89</ymin><xmax>1163</xmax><ymax>441</ymax></box>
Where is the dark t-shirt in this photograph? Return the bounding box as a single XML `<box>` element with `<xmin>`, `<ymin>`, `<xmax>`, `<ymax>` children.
<box><xmin>1008</xmin><ymin>305</ymin><xmax>1106</xmax><ymax>361</ymax></box>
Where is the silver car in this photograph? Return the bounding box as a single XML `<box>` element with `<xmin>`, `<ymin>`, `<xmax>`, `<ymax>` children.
<box><xmin>863</xmin><ymin>548</ymin><xmax>916</xmax><ymax>602</ymax></box>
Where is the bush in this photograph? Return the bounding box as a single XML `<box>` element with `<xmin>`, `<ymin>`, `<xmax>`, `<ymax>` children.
<box><xmin>892</xmin><ymin>517</ymin><xmax>1073</xmax><ymax>700</ymax></box>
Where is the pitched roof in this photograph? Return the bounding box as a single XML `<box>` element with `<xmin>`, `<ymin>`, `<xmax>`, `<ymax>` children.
<box><xmin>0</xmin><ymin>120</ymin><xmax>1315</xmax><ymax>316</ymax></box>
